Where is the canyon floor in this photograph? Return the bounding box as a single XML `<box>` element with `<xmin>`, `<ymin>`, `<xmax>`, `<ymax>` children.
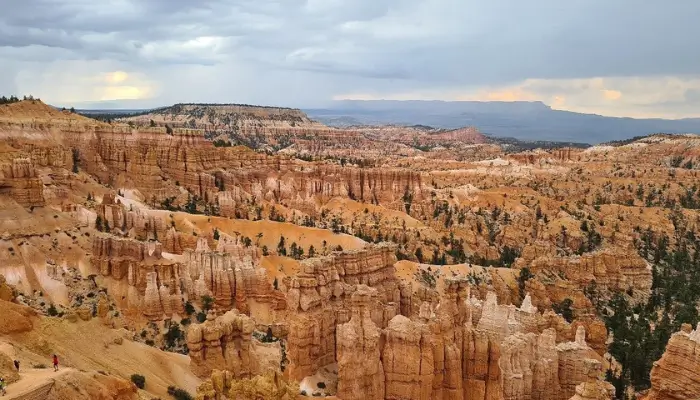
<box><xmin>0</xmin><ymin>99</ymin><xmax>699</xmax><ymax>400</ymax></box>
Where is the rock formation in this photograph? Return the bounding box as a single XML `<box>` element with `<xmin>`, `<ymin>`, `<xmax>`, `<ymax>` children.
<box><xmin>187</xmin><ymin>310</ymin><xmax>256</xmax><ymax>378</ymax></box>
<box><xmin>183</xmin><ymin>237</ymin><xmax>285</xmax><ymax>314</ymax></box>
<box><xmin>517</xmin><ymin>247</ymin><xmax>652</xmax><ymax>301</ymax></box>
<box><xmin>45</xmin><ymin>370</ymin><xmax>139</xmax><ymax>400</ymax></box>
<box><xmin>647</xmin><ymin>323</ymin><xmax>700</xmax><ymax>400</ymax></box>
<box><xmin>336</xmin><ymin>285</ymin><xmax>385</xmax><ymax>400</ymax></box>
<box><xmin>0</xmin><ymin>297</ymin><xmax>35</xmax><ymax>334</ymax></box>
<box><xmin>556</xmin><ymin>326</ymin><xmax>604</xmax><ymax>398</ymax></box>
<box><xmin>92</xmin><ymin>234</ymin><xmax>183</xmax><ymax>319</ymax></box>
<box><xmin>0</xmin><ymin>158</ymin><xmax>45</xmax><ymax>206</ymax></box>
<box><xmin>568</xmin><ymin>359</ymin><xmax>615</xmax><ymax>400</ymax></box>
<box><xmin>97</xmin><ymin>192</ymin><xmax>170</xmax><ymax>242</ymax></box>
<box><xmin>0</xmin><ymin>274</ymin><xmax>15</xmax><ymax>301</ymax></box>
<box><xmin>195</xmin><ymin>369</ymin><xmax>297</xmax><ymax>400</ymax></box>
<box><xmin>285</xmin><ymin>243</ymin><xmax>400</xmax><ymax>381</ymax></box>
<box><xmin>282</xmin><ymin>243</ymin><xmax>603</xmax><ymax>400</ymax></box>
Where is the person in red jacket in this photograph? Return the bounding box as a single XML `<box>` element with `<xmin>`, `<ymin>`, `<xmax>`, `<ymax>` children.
<box><xmin>52</xmin><ymin>354</ymin><xmax>59</xmax><ymax>372</ymax></box>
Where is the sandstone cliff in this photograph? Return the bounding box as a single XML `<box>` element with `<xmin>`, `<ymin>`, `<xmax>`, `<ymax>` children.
<box><xmin>182</xmin><ymin>237</ymin><xmax>285</xmax><ymax>315</ymax></box>
<box><xmin>336</xmin><ymin>285</ymin><xmax>385</xmax><ymax>400</ymax></box>
<box><xmin>187</xmin><ymin>310</ymin><xmax>256</xmax><ymax>378</ymax></box>
<box><xmin>92</xmin><ymin>234</ymin><xmax>183</xmax><ymax>319</ymax></box>
<box><xmin>0</xmin><ymin>157</ymin><xmax>45</xmax><ymax>206</ymax></box>
<box><xmin>195</xmin><ymin>369</ymin><xmax>297</xmax><ymax>400</ymax></box>
<box><xmin>285</xmin><ymin>243</ymin><xmax>400</xmax><ymax>381</ymax></box>
<box><xmin>646</xmin><ymin>323</ymin><xmax>700</xmax><ymax>400</ymax></box>
<box><xmin>282</xmin><ymin>243</ymin><xmax>605</xmax><ymax>400</ymax></box>
<box><xmin>568</xmin><ymin>359</ymin><xmax>615</xmax><ymax>400</ymax></box>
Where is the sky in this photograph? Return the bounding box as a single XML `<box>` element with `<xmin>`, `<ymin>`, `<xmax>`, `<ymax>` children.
<box><xmin>1</xmin><ymin>0</ymin><xmax>699</xmax><ymax>118</ymax></box>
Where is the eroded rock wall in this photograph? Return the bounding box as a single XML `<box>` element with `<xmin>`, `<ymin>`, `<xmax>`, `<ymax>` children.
<box><xmin>285</xmin><ymin>243</ymin><xmax>400</xmax><ymax>381</ymax></box>
<box><xmin>92</xmin><ymin>234</ymin><xmax>182</xmax><ymax>319</ymax></box>
<box><xmin>282</xmin><ymin>243</ymin><xmax>603</xmax><ymax>400</ymax></box>
<box><xmin>182</xmin><ymin>237</ymin><xmax>285</xmax><ymax>313</ymax></box>
<box><xmin>187</xmin><ymin>310</ymin><xmax>256</xmax><ymax>378</ymax></box>
<box><xmin>647</xmin><ymin>323</ymin><xmax>700</xmax><ymax>400</ymax></box>
<box><xmin>0</xmin><ymin>158</ymin><xmax>45</xmax><ymax>206</ymax></box>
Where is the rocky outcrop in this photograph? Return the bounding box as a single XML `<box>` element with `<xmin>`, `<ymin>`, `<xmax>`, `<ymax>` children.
<box><xmin>282</xmin><ymin>241</ymin><xmax>603</xmax><ymax>400</ymax></box>
<box><xmin>187</xmin><ymin>310</ymin><xmax>256</xmax><ymax>378</ymax></box>
<box><xmin>195</xmin><ymin>369</ymin><xmax>297</xmax><ymax>400</ymax></box>
<box><xmin>518</xmin><ymin>246</ymin><xmax>652</xmax><ymax>302</ymax></box>
<box><xmin>218</xmin><ymin>165</ymin><xmax>425</xmax><ymax>214</ymax></box>
<box><xmin>336</xmin><ymin>285</ymin><xmax>385</xmax><ymax>400</ymax></box>
<box><xmin>0</xmin><ymin>298</ymin><xmax>35</xmax><ymax>333</ymax></box>
<box><xmin>381</xmin><ymin>281</ymin><xmax>597</xmax><ymax>400</ymax></box>
<box><xmin>92</xmin><ymin>233</ymin><xmax>283</xmax><ymax>320</ymax></box>
<box><xmin>97</xmin><ymin>193</ymin><xmax>169</xmax><ymax>242</ymax></box>
<box><xmin>382</xmin><ymin>315</ymin><xmax>434</xmax><ymax>400</ymax></box>
<box><xmin>183</xmin><ymin>237</ymin><xmax>285</xmax><ymax>313</ymax></box>
<box><xmin>92</xmin><ymin>235</ymin><xmax>183</xmax><ymax>319</ymax></box>
<box><xmin>285</xmin><ymin>243</ymin><xmax>400</xmax><ymax>381</ymax></box>
<box><xmin>499</xmin><ymin>329</ymin><xmax>562</xmax><ymax>400</ymax></box>
<box><xmin>568</xmin><ymin>359</ymin><xmax>615</xmax><ymax>400</ymax></box>
<box><xmin>647</xmin><ymin>323</ymin><xmax>700</xmax><ymax>400</ymax></box>
<box><xmin>0</xmin><ymin>158</ymin><xmax>45</xmax><ymax>206</ymax></box>
<box><xmin>45</xmin><ymin>370</ymin><xmax>139</xmax><ymax>400</ymax></box>
<box><xmin>556</xmin><ymin>326</ymin><xmax>604</xmax><ymax>398</ymax></box>
<box><xmin>0</xmin><ymin>274</ymin><xmax>16</xmax><ymax>301</ymax></box>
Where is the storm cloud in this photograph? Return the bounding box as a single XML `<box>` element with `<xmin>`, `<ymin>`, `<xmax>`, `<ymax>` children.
<box><xmin>1</xmin><ymin>0</ymin><xmax>699</xmax><ymax>117</ymax></box>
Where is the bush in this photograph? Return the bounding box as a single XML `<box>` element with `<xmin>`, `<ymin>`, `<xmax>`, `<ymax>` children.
<box><xmin>184</xmin><ymin>301</ymin><xmax>195</xmax><ymax>316</ymax></box>
<box><xmin>201</xmin><ymin>295</ymin><xmax>214</xmax><ymax>311</ymax></box>
<box><xmin>167</xmin><ymin>386</ymin><xmax>193</xmax><ymax>400</ymax></box>
<box><xmin>552</xmin><ymin>298</ymin><xmax>575</xmax><ymax>323</ymax></box>
<box><xmin>196</xmin><ymin>311</ymin><xmax>207</xmax><ymax>323</ymax></box>
<box><xmin>317</xmin><ymin>382</ymin><xmax>326</xmax><ymax>389</ymax></box>
<box><xmin>47</xmin><ymin>304</ymin><xmax>58</xmax><ymax>316</ymax></box>
<box><xmin>130</xmin><ymin>374</ymin><xmax>146</xmax><ymax>389</ymax></box>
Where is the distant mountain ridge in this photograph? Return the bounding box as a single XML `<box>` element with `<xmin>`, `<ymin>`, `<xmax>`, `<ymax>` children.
<box><xmin>305</xmin><ymin>100</ymin><xmax>700</xmax><ymax>144</ymax></box>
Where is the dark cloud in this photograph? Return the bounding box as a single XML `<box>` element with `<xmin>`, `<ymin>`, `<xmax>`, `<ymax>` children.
<box><xmin>0</xmin><ymin>0</ymin><xmax>698</xmax><ymax>116</ymax></box>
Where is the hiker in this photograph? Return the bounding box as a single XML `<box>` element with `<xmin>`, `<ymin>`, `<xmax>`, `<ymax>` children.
<box><xmin>52</xmin><ymin>354</ymin><xmax>59</xmax><ymax>371</ymax></box>
<box><xmin>13</xmin><ymin>360</ymin><xmax>19</xmax><ymax>372</ymax></box>
<box><xmin>0</xmin><ymin>377</ymin><xmax>6</xmax><ymax>396</ymax></box>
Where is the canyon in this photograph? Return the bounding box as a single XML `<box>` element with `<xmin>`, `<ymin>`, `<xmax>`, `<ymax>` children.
<box><xmin>0</xmin><ymin>100</ymin><xmax>699</xmax><ymax>400</ymax></box>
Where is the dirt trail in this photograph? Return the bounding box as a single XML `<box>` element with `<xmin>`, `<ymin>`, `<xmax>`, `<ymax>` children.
<box><xmin>4</xmin><ymin>367</ymin><xmax>75</xmax><ymax>399</ymax></box>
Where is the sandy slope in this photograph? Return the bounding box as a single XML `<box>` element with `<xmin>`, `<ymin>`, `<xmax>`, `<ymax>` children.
<box><xmin>4</xmin><ymin>367</ymin><xmax>75</xmax><ymax>398</ymax></box>
<box><xmin>173</xmin><ymin>211</ymin><xmax>367</xmax><ymax>251</ymax></box>
<box><xmin>3</xmin><ymin>318</ymin><xmax>200</xmax><ymax>398</ymax></box>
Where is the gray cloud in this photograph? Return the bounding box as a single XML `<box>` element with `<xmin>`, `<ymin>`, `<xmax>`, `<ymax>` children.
<box><xmin>0</xmin><ymin>0</ymin><xmax>699</xmax><ymax>116</ymax></box>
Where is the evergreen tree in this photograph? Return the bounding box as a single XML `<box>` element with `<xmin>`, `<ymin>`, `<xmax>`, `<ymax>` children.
<box><xmin>277</xmin><ymin>236</ymin><xmax>287</xmax><ymax>256</ymax></box>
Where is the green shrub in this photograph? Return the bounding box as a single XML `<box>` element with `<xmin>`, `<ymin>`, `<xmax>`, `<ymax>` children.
<box><xmin>130</xmin><ymin>374</ymin><xmax>146</xmax><ymax>389</ymax></box>
<box><xmin>196</xmin><ymin>311</ymin><xmax>207</xmax><ymax>323</ymax></box>
<box><xmin>201</xmin><ymin>295</ymin><xmax>214</xmax><ymax>311</ymax></box>
<box><xmin>167</xmin><ymin>386</ymin><xmax>193</xmax><ymax>400</ymax></box>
